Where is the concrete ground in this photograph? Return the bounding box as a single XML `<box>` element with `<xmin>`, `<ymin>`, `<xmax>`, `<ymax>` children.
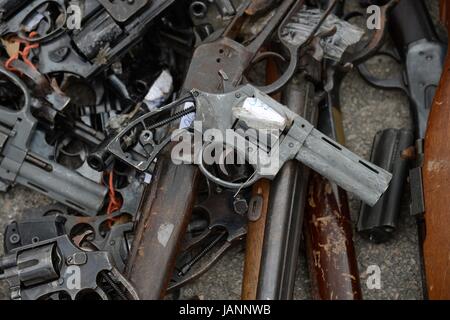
<box><xmin>0</xmin><ymin>0</ymin><xmax>443</xmax><ymax>300</ymax></box>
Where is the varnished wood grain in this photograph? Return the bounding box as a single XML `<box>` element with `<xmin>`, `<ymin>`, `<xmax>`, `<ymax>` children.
<box><xmin>423</xmin><ymin>0</ymin><xmax>450</xmax><ymax>300</ymax></box>
<box><xmin>304</xmin><ymin>172</ymin><xmax>362</xmax><ymax>300</ymax></box>
<box><xmin>241</xmin><ymin>180</ymin><xmax>271</xmax><ymax>300</ymax></box>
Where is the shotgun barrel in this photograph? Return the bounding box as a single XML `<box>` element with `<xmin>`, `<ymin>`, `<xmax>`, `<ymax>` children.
<box><xmin>256</xmin><ymin>72</ymin><xmax>317</xmax><ymax>300</ymax></box>
<box><xmin>242</xmin><ymin>55</ymin><xmax>277</xmax><ymax>300</ymax></box>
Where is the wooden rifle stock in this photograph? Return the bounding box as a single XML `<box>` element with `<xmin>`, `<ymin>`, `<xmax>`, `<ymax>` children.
<box><xmin>304</xmin><ymin>96</ymin><xmax>362</xmax><ymax>300</ymax></box>
<box><xmin>304</xmin><ymin>173</ymin><xmax>362</xmax><ymax>299</ymax></box>
<box><xmin>126</xmin><ymin>149</ymin><xmax>200</xmax><ymax>299</ymax></box>
<box><xmin>422</xmin><ymin>0</ymin><xmax>450</xmax><ymax>300</ymax></box>
<box><xmin>241</xmin><ymin>179</ymin><xmax>271</xmax><ymax>299</ymax></box>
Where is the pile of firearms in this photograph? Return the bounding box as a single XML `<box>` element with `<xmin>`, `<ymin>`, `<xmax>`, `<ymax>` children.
<box><xmin>0</xmin><ymin>0</ymin><xmax>447</xmax><ymax>300</ymax></box>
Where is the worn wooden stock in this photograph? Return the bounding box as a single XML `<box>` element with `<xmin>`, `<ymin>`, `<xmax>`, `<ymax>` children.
<box><xmin>303</xmin><ymin>67</ymin><xmax>361</xmax><ymax>299</ymax></box>
<box><xmin>241</xmin><ymin>179</ymin><xmax>271</xmax><ymax>300</ymax></box>
<box><xmin>304</xmin><ymin>172</ymin><xmax>362</xmax><ymax>300</ymax></box>
<box><xmin>126</xmin><ymin>149</ymin><xmax>200</xmax><ymax>299</ymax></box>
<box><xmin>422</xmin><ymin>0</ymin><xmax>450</xmax><ymax>300</ymax></box>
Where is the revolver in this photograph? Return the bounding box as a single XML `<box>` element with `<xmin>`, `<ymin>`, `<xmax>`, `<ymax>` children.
<box><xmin>0</xmin><ymin>0</ymin><xmax>175</xmax><ymax>79</ymax></box>
<box><xmin>106</xmin><ymin>85</ymin><xmax>392</xmax><ymax>206</ymax></box>
<box><xmin>0</xmin><ymin>235</ymin><xmax>138</xmax><ymax>300</ymax></box>
<box><xmin>0</xmin><ymin>66</ymin><xmax>107</xmax><ymax>215</ymax></box>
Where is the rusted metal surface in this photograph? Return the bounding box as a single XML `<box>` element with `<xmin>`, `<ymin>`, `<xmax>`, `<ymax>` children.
<box><xmin>183</xmin><ymin>0</ymin><xmax>296</xmax><ymax>93</ymax></box>
<box><xmin>125</xmin><ymin>149</ymin><xmax>200</xmax><ymax>299</ymax></box>
<box><xmin>245</xmin><ymin>0</ymin><xmax>277</xmax><ymax>16</ymax></box>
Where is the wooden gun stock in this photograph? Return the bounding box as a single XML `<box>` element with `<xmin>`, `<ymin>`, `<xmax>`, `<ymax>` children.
<box><xmin>422</xmin><ymin>0</ymin><xmax>450</xmax><ymax>300</ymax></box>
<box><xmin>241</xmin><ymin>179</ymin><xmax>270</xmax><ymax>300</ymax></box>
<box><xmin>304</xmin><ymin>172</ymin><xmax>362</xmax><ymax>300</ymax></box>
<box><xmin>126</xmin><ymin>150</ymin><xmax>199</xmax><ymax>299</ymax></box>
<box><xmin>304</xmin><ymin>96</ymin><xmax>362</xmax><ymax>300</ymax></box>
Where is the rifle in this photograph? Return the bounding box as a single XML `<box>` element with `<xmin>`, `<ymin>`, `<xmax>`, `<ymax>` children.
<box><xmin>304</xmin><ymin>91</ymin><xmax>362</xmax><ymax>300</ymax></box>
<box><xmin>422</xmin><ymin>0</ymin><xmax>450</xmax><ymax>300</ymax></box>
<box><xmin>358</xmin><ymin>0</ymin><xmax>446</xmax><ymax>241</ymax></box>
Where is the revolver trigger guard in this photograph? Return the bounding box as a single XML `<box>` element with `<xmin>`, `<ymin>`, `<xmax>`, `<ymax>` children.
<box><xmin>108</xmin><ymin>135</ymin><xmax>173</xmax><ymax>172</ymax></box>
<box><xmin>197</xmin><ymin>142</ymin><xmax>261</xmax><ymax>190</ymax></box>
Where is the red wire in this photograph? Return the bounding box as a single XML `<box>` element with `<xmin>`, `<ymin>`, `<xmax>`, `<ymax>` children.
<box><xmin>106</xmin><ymin>171</ymin><xmax>122</xmax><ymax>228</ymax></box>
<box><xmin>4</xmin><ymin>32</ymin><xmax>39</xmax><ymax>72</ymax></box>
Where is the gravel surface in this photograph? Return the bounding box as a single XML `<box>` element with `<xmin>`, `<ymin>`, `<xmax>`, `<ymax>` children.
<box><xmin>0</xmin><ymin>0</ymin><xmax>443</xmax><ymax>300</ymax></box>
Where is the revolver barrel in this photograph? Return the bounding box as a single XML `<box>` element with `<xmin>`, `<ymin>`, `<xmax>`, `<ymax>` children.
<box><xmin>293</xmin><ymin>120</ymin><xmax>392</xmax><ymax>206</ymax></box>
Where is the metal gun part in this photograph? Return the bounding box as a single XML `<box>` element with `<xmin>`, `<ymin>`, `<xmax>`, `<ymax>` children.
<box><xmin>193</xmin><ymin>85</ymin><xmax>392</xmax><ymax>206</ymax></box>
<box><xmin>0</xmin><ymin>235</ymin><xmax>139</xmax><ymax>300</ymax></box>
<box><xmin>357</xmin><ymin>128</ymin><xmax>414</xmax><ymax>243</ymax></box>
<box><xmin>0</xmin><ymin>66</ymin><xmax>107</xmax><ymax>215</ymax></box>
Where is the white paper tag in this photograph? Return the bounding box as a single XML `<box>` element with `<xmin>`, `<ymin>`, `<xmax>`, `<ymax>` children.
<box><xmin>179</xmin><ymin>102</ymin><xmax>196</xmax><ymax>129</ymax></box>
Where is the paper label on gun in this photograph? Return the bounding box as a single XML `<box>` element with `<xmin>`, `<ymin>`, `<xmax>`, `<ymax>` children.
<box><xmin>179</xmin><ymin>102</ymin><xmax>196</xmax><ymax>129</ymax></box>
<box><xmin>233</xmin><ymin>98</ymin><xmax>287</xmax><ymax>130</ymax></box>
